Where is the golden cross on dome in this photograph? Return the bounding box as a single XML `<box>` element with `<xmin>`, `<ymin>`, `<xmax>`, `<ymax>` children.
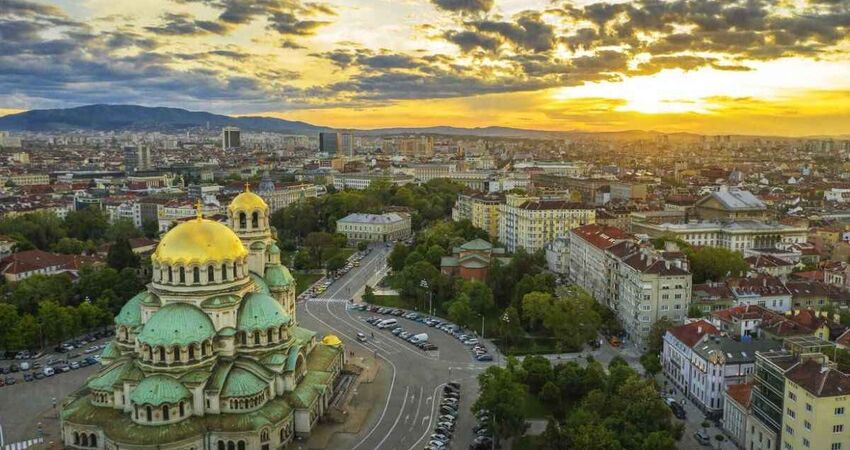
<box><xmin>244</xmin><ymin>181</ymin><xmax>251</xmax><ymax>192</ymax></box>
<box><xmin>195</xmin><ymin>199</ymin><xmax>203</xmax><ymax>220</ymax></box>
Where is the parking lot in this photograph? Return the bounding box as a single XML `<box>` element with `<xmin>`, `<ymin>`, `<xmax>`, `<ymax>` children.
<box><xmin>0</xmin><ymin>332</ymin><xmax>113</xmax><ymax>444</ymax></box>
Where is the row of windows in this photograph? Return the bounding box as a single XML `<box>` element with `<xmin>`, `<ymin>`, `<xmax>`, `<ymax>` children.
<box><xmin>156</xmin><ymin>263</ymin><xmax>243</xmax><ymax>285</ymax></box>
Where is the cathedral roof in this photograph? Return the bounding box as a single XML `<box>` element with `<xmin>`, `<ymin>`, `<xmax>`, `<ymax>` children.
<box><xmin>138</xmin><ymin>303</ymin><xmax>216</xmax><ymax>347</ymax></box>
<box><xmin>237</xmin><ymin>292</ymin><xmax>291</xmax><ymax>332</ymax></box>
<box><xmin>228</xmin><ymin>189</ymin><xmax>268</xmax><ymax>213</ymax></box>
<box><xmin>153</xmin><ymin>217</ymin><xmax>247</xmax><ymax>265</ymax></box>
<box><xmin>265</xmin><ymin>264</ymin><xmax>294</xmax><ymax>288</ymax></box>
<box><xmin>221</xmin><ymin>367</ymin><xmax>268</xmax><ymax>398</ymax></box>
<box><xmin>115</xmin><ymin>291</ymin><xmax>146</xmax><ymax>327</ymax></box>
<box><xmin>130</xmin><ymin>374</ymin><xmax>191</xmax><ymax>406</ymax></box>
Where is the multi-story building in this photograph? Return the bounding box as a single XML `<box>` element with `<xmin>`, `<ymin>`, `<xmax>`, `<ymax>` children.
<box><xmin>4</xmin><ymin>173</ymin><xmax>49</xmax><ymax>186</ymax></box>
<box><xmin>398</xmin><ymin>136</ymin><xmax>434</xmax><ymax>157</ymax></box>
<box><xmin>724</xmin><ymin>382</ymin><xmax>754</xmax><ymax>449</ymax></box>
<box><xmin>782</xmin><ymin>359</ymin><xmax>850</xmax><ymax>450</ymax></box>
<box><xmin>728</xmin><ymin>276</ymin><xmax>793</xmax><ymax>312</ymax></box>
<box><xmin>256</xmin><ymin>175</ymin><xmax>320</xmax><ymax>213</ymax></box>
<box><xmin>694</xmin><ymin>186</ymin><xmax>770</xmax><ymax>221</ymax></box>
<box><xmin>123</xmin><ymin>145</ymin><xmax>152</xmax><ymax>173</ymax></box>
<box><xmin>336</xmin><ymin>213</ymin><xmax>411</xmax><ymax>244</ymax></box>
<box><xmin>498</xmin><ymin>194</ymin><xmax>596</xmax><ymax>253</ymax></box>
<box><xmin>689</xmin><ymin>335</ymin><xmax>781</xmax><ymax>414</ymax></box>
<box><xmin>632</xmin><ymin>220</ymin><xmax>808</xmax><ymax>253</ymax></box>
<box><xmin>545</xmin><ymin>237</ymin><xmax>570</xmax><ymax>276</ymax></box>
<box><xmin>662</xmin><ymin>320</ymin><xmax>719</xmax><ymax>397</ymax></box>
<box><xmin>452</xmin><ymin>193</ymin><xmax>503</xmax><ymax>239</ymax></box>
<box><xmin>222</xmin><ymin>126</ymin><xmax>241</xmax><ymax>150</ymax></box>
<box><xmin>568</xmin><ymin>224</ymin><xmax>631</xmax><ymax>306</ymax></box>
<box><xmin>331</xmin><ymin>172</ymin><xmax>414</xmax><ymax>191</ymax></box>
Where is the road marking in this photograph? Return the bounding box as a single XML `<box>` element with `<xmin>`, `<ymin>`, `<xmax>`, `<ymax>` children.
<box><xmin>406</xmin><ymin>383</ymin><xmax>447</xmax><ymax>450</ymax></box>
<box><xmin>373</xmin><ymin>385</ymin><xmax>409</xmax><ymax>450</ymax></box>
<box><xmin>410</xmin><ymin>386</ymin><xmax>424</xmax><ymax>431</ymax></box>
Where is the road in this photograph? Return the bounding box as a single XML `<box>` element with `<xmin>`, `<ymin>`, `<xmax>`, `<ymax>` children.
<box><xmin>299</xmin><ymin>244</ymin><xmax>494</xmax><ymax>450</ymax></box>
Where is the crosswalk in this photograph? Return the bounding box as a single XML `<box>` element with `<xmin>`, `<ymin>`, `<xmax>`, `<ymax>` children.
<box><xmin>4</xmin><ymin>438</ymin><xmax>44</xmax><ymax>450</ymax></box>
<box><xmin>310</xmin><ymin>297</ymin><xmax>351</xmax><ymax>304</ymax></box>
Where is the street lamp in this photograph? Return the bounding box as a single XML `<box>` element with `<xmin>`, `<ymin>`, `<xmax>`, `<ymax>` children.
<box><xmin>420</xmin><ymin>279</ymin><xmax>432</xmax><ymax>316</ymax></box>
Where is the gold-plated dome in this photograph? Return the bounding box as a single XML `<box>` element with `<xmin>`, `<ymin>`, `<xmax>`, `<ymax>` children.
<box><xmin>228</xmin><ymin>184</ymin><xmax>268</xmax><ymax>212</ymax></box>
<box><xmin>321</xmin><ymin>335</ymin><xmax>342</xmax><ymax>346</ymax></box>
<box><xmin>153</xmin><ymin>218</ymin><xmax>248</xmax><ymax>265</ymax></box>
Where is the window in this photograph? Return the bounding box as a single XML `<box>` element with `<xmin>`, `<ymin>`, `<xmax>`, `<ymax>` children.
<box><xmin>804</xmin><ymin>420</ymin><xmax>811</xmax><ymax>431</ymax></box>
<box><xmin>786</xmin><ymin>425</ymin><xmax>794</xmax><ymax>435</ymax></box>
<box><xmin>806</xmin><ymin>403</ymin><xmax>812</xmax><ymax>412</ymax></box>
<box><xmin>836</xmin><ymin>407</ymin><xmax>845</xmax><ymax>416</ymax></box>
<box><xmin>221</xmin><ymin>263</ymin><xmax>228</xmax><ymax>280</ymax></box>
<box><xmin>239</xmin><ymin>212</ymin><xmax>247</xmax><ymax>229</ymax></box>
<box><xmin>833</xmin><ymin>425</ymin><xmax>844</xmax><ymax>433</ymax></box>
<box><xmin>832</xmin><ymin>444</ymin><xmax>843</xmax><ymax>450</ymax></box>
<box><xmin>803</xmin><ymin>438</ymin><xmax>810</xmax><ymax>448</ymax></box>
<box><xmin>252</xmin><ymin>212</ymin><xmax>259</xmax><ymax>228</ymax></box>
<box><xmin>179</xmin><ymin>267</ymin><xmax>185</xmax><ymax>283</ymax></box>
<box><xmin>208</xmin><ymin>265</ymin><xmax>214</xmax><ymax>282</ymax></box>
<box><xmin>788</xmin><ymin>408</ymin><xmax>796</xmax><ymax>419</ymax></box>
<box><xmin>789</xmin><ymin>392</ymin><xmax>797</xmax><ymax>401</ymax></box>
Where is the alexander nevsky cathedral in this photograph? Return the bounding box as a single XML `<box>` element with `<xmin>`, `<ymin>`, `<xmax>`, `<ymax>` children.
<box><xmin>60</xmin><ymin>188</ymin><xmax>345</xmax><ymax>450</ymax></box>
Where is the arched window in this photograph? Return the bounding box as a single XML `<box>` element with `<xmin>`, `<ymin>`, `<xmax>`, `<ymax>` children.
<box><xmin>208</xmin><ymin>265</ymin><xmax>214</xmax><ymax>282</ymax></box>
<box><xmin>179</xmin><ymin>267</ymin><xmax>186</xmax><ymax>284</ymax></box>
<box><xmin>146</xmin><ymin>405</ymin><xmax>152</xmax><ymax>422</ymax></box>
<box><xmin>233</xmin><ymin>262</ymin><xmax>238</xmax><ymax>278</ymax></box>
<box><xmin>158</xmin><ymin>347</ymin><xmax>165</xmax><ymax>362</ymax></box>
<box><xmin>163</xmin><ymin>405</ymin><xmax>170</xmax><ymax>420</ymax></box>
<box><xmin>193</xmin><ymin>267</ymin><xmax>200</xmax><ymax>284</ymax></box>
<box><xmin>228</xmin><ymin>441</ymin><xmax>236</xmax><ymax>450</ymax></box>
<box><xmin>218</xmin><ymin>441</ymin><xmax>225</xmax><ymax>450</ymax></box>
<box><xmin>179</xmin><ymin>401</ymin><xmax>185</xmax><ymax>417</ymax></box>
<box><xmin>238</xmin><ymin>332</ymin><xmax>246</xmax><ymax>346</ymax></box>
<box><xmin>252</xmin><ymin>211</ymin><xmax>259</xmax><ymax>228</ymax></box>
<box><xmin>267</xmin><ymin>328</ymin><xmax>274</xmax><ymax>344</ymax></box>
<box><xmin>173</xmin><ymin>346</ymin><xmax>181</xmax><ymax>362</ymax></box>
<box><xmin>73</xmin><ymin>432</ymin><xmax>79</xmax><ymax>444</ymax></box>
<box><xmin>188</xmin><ymin>345</ymin><xmax>195</xmax><ymax>360</ymax></box>
<box><xmin>238</xmin><ymin>441</ymin><xmax>246</xmax><ymax>450</ymax></box>
<box><xmin>90</xmin><ymin>434</ymin><xmax>97</xmax><ymax>447</ymax></box>
<box><xmin>239</xmin><ymin>212</ymin><xmax>247</xmax><ymax>229</ymax></box>
<box><xmin>146</xmin><ymin>345</ymin><xmax>153</xmax><ymax>361</ymax></box>
<box><xmin>168</xmin><ymin>267</ymin><xmax>173</xmax><ymax>282</ymax></box>
<box><xmin>254</xmin><ymin>332</ymin><xmax>260</xmax><ymax>345</ymax></box>
<box><xmin>261</xmin><ymin>429</ymin><xmax>269</xmax><ymax>442</ymax></box>
<box><xmin>221</xmin><ymin>263</ymin><xmax>228</xmax><ymax>280</ymax></box>
<box><xmin>81</xmin><ymin>434</ymin><xmax>88</xmax><ymax>447</ymax></box>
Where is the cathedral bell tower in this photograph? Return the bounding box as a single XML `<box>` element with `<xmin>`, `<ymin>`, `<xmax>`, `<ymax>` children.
<box><xmin>227</xmin><ymin>183</ymin><xmax>274</xmax><ymax>275</ymax></box>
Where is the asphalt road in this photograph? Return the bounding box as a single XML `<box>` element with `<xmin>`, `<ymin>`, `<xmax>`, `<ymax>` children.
<box><xmin>299</xmin><ymin>244</ymin><xmax>494</xmax><ymax>450</ymax></box>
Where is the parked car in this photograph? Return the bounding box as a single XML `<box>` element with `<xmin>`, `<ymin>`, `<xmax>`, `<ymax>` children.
<box><xmin>693</xmin><ymin>431</ymin><xmax>711</xmax><ymax>446</ymax></box>
<box><xmin>23</xmin><ymin>373</ymin><xmax>33</xmax><ymax>382</ymax></box>
<box><xmin>356</xmin><ymin>332</ymin><xmax>367</xmax><ymax>342</ymax></box>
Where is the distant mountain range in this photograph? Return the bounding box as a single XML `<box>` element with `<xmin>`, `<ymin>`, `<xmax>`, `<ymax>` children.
<box><xmin>0</xmin><ymin>104</ymin><xmax>842</xmax><ymax>139</ymax></box>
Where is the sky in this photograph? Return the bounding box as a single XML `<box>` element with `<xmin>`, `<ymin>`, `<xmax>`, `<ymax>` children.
<box><xmin>1</xmin><ymin>0</ymin><xmax>850</xmax><ymax>135</ymax></box>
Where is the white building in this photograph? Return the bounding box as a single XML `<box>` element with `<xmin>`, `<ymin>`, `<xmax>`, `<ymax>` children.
<box><xmin>336</xmin><ymin>213</ymin><xmax>411</xmax><ymax>244</ymax></box>
<box><xmin>567</xmin><ymin>224</ymin><xmax>630</xmax><ymax>306</ymax></box>
<box><xmin>631</xmin><ymin>220</ymin><xmax>807</xmax><ymax>253</ymax></box>
<box><xmin>662</xmin><ymin>320</ymin><xmax>719</xmax><ymax>397</ymax></box>
<box><xmin>331</xmin><ymin>173</ymin><xmax>415</xmax><ymax>191</ymax></box>
<box><xmin>498</xmin><ymin>194</ymin><xmax>596</xmax><ymax>253</ymax></box>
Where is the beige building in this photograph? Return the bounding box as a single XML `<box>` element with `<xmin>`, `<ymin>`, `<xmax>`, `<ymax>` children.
<box><xmin>5</xmin><ymin>173</ymin><xmax>49</xmax><ymax>186</ymax></box>
<box><xmin>256</xmin><ymin>176</ymin><xmax>320</xmax><ymax>213</ymax></box>
<box><xmin>498</xmin><ymin>194</ymin><xmax>596</xmax><ymax>253</ymax></box>
<box><xmin>694</xmin><ymin>186</ymin><xmax>770</xmax><ymax>221</ymax></box>
<box><xmin>781</xmin><ymin>359</ymin><xmax>850</xmax><ymax>450</ymax></box>
<box><xmin>336</xmin><ymin>212</ymin><xmax>411</xmax><ymax>244</ymax></box>
<box><xmin>632</xmin><ymin>220</ymin><xmax>808</xmax><ymax>253</ymax></box>
<box><xmin>452</xmin><ymin>193</ymin><xmax>503</xmax><ymax>239</ymax></box>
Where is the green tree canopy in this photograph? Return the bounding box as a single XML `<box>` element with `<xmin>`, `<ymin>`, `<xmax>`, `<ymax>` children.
<box><xmin>685</xmin><ymin>246</ymin><xmax>749</xmax><ymax>283</ymax></box>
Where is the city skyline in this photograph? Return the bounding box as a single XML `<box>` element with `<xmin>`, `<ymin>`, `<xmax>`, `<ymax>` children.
<box><xmin>2</xmin><ymin>0</ymin><xmax>850</xmax><ymax>136</ymax></box>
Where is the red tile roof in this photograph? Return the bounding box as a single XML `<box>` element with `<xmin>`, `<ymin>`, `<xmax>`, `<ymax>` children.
<box><xmin>571</xmin><ymin>224</ymin><xmax>630</xmax><ymax>250</ymax></box>
<box><xmin>726</xmin><ymin>383</ymin><xmax>753</xmax><ymax>408</ymax></box>
<box><xmin>668</xmin><ymin>320</ymin><xmax>718</xmax><ymax>348</ymax></box>
<box><xmin>0</xmin><ymin>250</ymin><xmax>101</xmax><ymax>276</ymax></box>
<box><xmin>786</xmin><ymin>359</ymin><xmax>850</xmax><ymax>397</ymax></box>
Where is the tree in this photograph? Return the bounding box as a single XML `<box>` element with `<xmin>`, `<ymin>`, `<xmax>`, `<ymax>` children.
<box><xmin>16</xmin><ymin>314</ymin><xmax>40</xmax><ymax>349</ymax></box>
<box><xmin>522</xmin><ymin>355</ymin><xmax>553</xmax><ymax>394</ymax></box>
<box><xmin>543</xmin><ymin>288</ymin><xmax>602</xmax><ymax>351</ymax></box>
<box><xmin>425</xmin><ymin>244</ymin><xmax>445</xmax><ymax>266</ymax></box>
<box><xmin>11</xmin><ymin>274</ymin><xmax>73</xmax><ymax>313</ymax></box>
<box><xmin>687</xmin><ymin>304</ymin><xmax>705</xmax><ymax>318</ymax></box>
<box><xmin>513</xmin><ymin>272</ymin><xmax>556</xmax><ymax>307</ymax></box>
<box><xmin>0</xmin><ymin>303</ymin><xmax>21</xmax><ymax>350</ymax></box>
<box><xmin>77</xmin><ymin>301</ymin><xmax>111</xmax><ymax>330</ymax></box>
<box><xmin>473</xmin><ymin>366</ymin><xmax>528</xmax><ymax>444</ymax></box>
<box><xmin>142</xmin><ymin>218</ymin><xmax>160</xmax><ymax>238</ymax></box>
<box><xmin>522</xmin><ymin>291</ymin><xmax>554</xmax><ymax>331</ymax></box>
<box><xmin>646</xmin><ymin>317</ymin><xmax>675</xmax><ymax>356</ymax></box>
<box><xmin>326</xmin><ymin>253</ymin><xmax>348</xmax><ymax>272</ymax></box>
<box><xmin>363</xmin><ymin>285</ymin><xmax>376</xmax><ymax>304</ymax></box>
<box><xmin>640</xmin><ymin>352</ymin><xmax>662</xmax><ymax>376</ymax></box>
<box><xmin>52</xmin><ymin>237</ymin><xmax>92</xmax><ymax>254</ymax></box>
<box><xmin>64</xmin><ymin>208</ymin><xmax>109</xmax><ymax>241</ymax></box>
<box><xmin>106</xmin><ymin>219</ymin><xmax>141</xmax><ymax>242</ymax></box>
<box><xmin>387</xmin><ymin>244</ymin><xmax>409</xmax><ymax>271</ymax></box>
<box><xmin>107</xmin><ymin>237</ymin><xmax>140</xmax><ymax>270</ymax></box>
<box><xmin>540</xmin><ymin>381</ymin><xmax>561</xmax><ymax>411</ymax></box>
<box><xmin>37</xmin><ymin>300</ymin><xmax>79</xmax><ymax>345</ymax></box>
<box><xmin>447</xmin><ymin>295</ymin><xmax>474</xmax><ymax>328</ymax></box>
<box><xmin>461</xmin><ymin>280</ymin><xmax>495</xmax><ymax>317</ymax></box>
<box><xmin>500</xmin><ymin>306</ymin><xmax>523</xmax><ymax>345</ymax></box>
<box><xmin>686</xmin><ymin>246</ymin><xmax>748</xmax><ymax>283</ymax></box>
<box><xmin>357</xmin><ymin>241</ymin><xmax>368</xmax><ymax>251</ymax></box>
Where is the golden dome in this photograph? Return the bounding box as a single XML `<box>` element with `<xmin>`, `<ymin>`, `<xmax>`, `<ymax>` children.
<box><xmin>228</xmin><ymin>185</ymin><xmax>268</xmax><ymax>212</ymax></box>
<box><xmin>153</xmin><ymin>218</ymin><xmax>248</xmax><ymax>265</ymax></box>
<box><xmin>321</xmin><ymin>335</ymin><xmax>342</xmax><ymax>346</ymax></box>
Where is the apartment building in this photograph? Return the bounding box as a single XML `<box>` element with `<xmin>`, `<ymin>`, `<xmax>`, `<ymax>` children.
<box><xmin>452</xmin><ymin>193</ymin><xmax>503</xmax><ymax>239</ymax></box>
<box><xmin>568</xmin><ymin>224</ymin><xmax>631</xmax><ymax>306</ymax></box>
<box><xmin>499</xmin><ymin>194</ymin><xmax>595</xmax><ymax>253</ymax></box>
<box><xmin>256</xmin><ymin>176</ymin><xmax>320</xmax><ymax>213</ymax></box>
<box><xmin>662</xmin><ymin>320</ymin><xmax>719</xmax><ymax>397</ymax></box>
<box><xmin>781</xmin><ymin>359</ymin><xmax>850</xmax><ymax>450</ymax></box>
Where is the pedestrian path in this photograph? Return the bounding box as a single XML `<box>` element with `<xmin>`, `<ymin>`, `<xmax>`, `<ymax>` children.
<box><xmin>311</xmin><ymin>297</ymin><xmax>351</xmax><ymax>304</ymax></box>
<box><xmin>4</xmin><ymin>438</ymin><xmax>44</xmax><ymax>450</ymax></box>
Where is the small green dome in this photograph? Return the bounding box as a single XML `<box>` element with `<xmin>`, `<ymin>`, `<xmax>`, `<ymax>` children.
<box><xmin>138</xmin><ymin>303</ymin><xmax>216</xmax><ymax>347</ymax></box>
<box><xmin>130</xmin><ymin>375</ymin><xmax>191</xmax><ymax>406</ymax></box>
<box><xmin>100</xmin><ymin>341</ymin><xmax>120</xmax><ymax>359</ymax></box>
<box><xmin>250</xmin><ymin>272</ymin><xmax>270</xmax><ymax>294</ymax></box>
<box><xmin>237</xmin><ymin>292</ymin><xmax>291</xmax><ymax>332</ymax></box>
<box><xmin>268</xmin><ymin>243</ymin><xmax>281</xmax><ymax>254</ymax></box>
<box><xmin>115</xmin><ymin>291</ymin><xmax>146</xmax><ymax>327</ymax></box>
<box><xmin>264</xmin><ymin>264</ymin><xmax>294</xmax><ymax>288</ymax></box>
<box><xmin>222</xmin><ymin>367</ymin><xmax>268</xmax><ymax>398</ymax></box>
<box><xmin>250</xmin><ymin>241</ymin><xmax>266</xmax><ymax>251</ymax></box>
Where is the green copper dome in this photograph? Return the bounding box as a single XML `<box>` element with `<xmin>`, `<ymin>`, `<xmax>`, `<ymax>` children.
<box><xmin>268</xmin><ymin>243</ymin><xmax>281</xmax><ymax>254</ymax></box>
<box><xmin>249</xmin><ymin>272</ymin><xmax>270</xmax><ymax>294</ymax></box>
<box><xmin>138</xmin><ymin>303</ymin><xmax>216</xmax><ymax>347</ymax></box>
<box><xmin>115</xmin><ymin>291</ymin><xmax>146</xmax><ymax>327</ymax></box>
<box><xmin>130</xmin><ymin>375</ymin><xmax>191</xmax><ymax>406</ymax></box>
<box><xmin>237</xmin><ymin>292</ymin><xmax>291</xmax><ymax>332</ymax></box>
<box><xmin>222</xmin><ymin>367</ymin><xmax>268</xmax><ymax>398</ymax></box>
<box><xmin>264</xmin><ymin>264</ymin><xmax>294</xmax><ymax>288</ymax></box>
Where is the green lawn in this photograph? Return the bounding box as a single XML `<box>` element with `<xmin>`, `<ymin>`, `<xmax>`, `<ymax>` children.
<box><xmin>293</xmin><ymin>272</ymin><xmax>323</xmax><ymax>295</ymax></box>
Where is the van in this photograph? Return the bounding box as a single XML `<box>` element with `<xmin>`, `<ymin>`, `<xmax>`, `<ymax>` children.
<box><xmin>409</xmin><ymin>333</ymin><xmax>428</xmax><ymax>344</ymax></box>
<box><xmin>43</xmin><ymin>367</ymin><xmax>55</xmax><ymax>377</ymax></box>
<box><xmin>378</xmin><ymin>319</ymin><xmax>397</xmax><ymax>329</ymax></box>
<box><xmin>19</xmin><ymin>362</ymin><xmax>30</xmax><ymax>371</ymax></box>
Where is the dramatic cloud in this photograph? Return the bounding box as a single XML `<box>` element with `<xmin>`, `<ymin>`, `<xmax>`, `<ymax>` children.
<box><xmin>432</xmin><ymin>0</ymin><xmax>494</xmax><ymax>13</ymax></box>
<box><xmin>145</xmin><ymin>13</ymin><xmax>231</xmax><ymax>36</ymax></box>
